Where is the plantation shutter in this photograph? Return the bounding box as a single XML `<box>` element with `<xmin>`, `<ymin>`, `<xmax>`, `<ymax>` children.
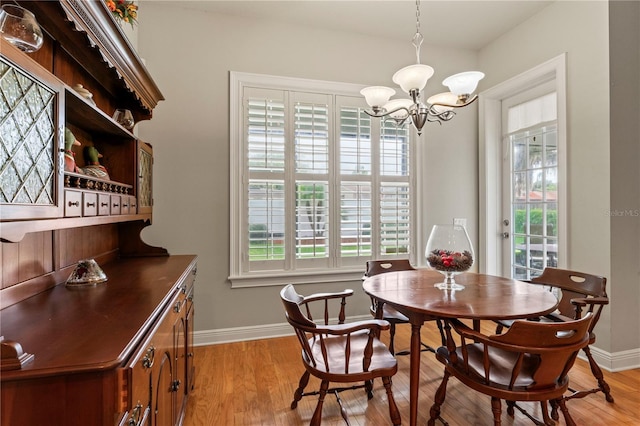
<box><xmin>244</xmin><ymin>87</ymin><xmax>287</xmax><ymax>271</ymax></box>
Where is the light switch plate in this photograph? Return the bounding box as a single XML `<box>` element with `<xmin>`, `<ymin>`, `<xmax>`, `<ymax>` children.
<box><xmin>453</xmin><ymin>218</ymin><xmax>467</xmax><ymax>228</ymax></box>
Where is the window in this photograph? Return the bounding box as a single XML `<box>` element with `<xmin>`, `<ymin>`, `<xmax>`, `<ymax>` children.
<box><xmin>230</xmin><ymin>72</ymin><xmax>414</xmax><ymax>287</ymax></box>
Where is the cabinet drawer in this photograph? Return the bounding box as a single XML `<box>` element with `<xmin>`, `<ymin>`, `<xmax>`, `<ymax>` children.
<box><xmin>110</xmin><ymin>195</ymin><xmax>121</xmax><ymax>215</ymax></box>
<box><xmin>129</xmin><ymin>196</ymin><xmax>137</xmax><ymax>215</ymax></box>
<box><xmin>120</xmin><ymin>196</ymin><xmax>130</xmax><ymax>215</ymax></box>
<box><xmin>83</xmin><ymin>192</ymin><xmax>98</xmax><ymax>216</ymax></box>
<box><xmin>64</xmin><ymin>190</ymin><xmax>82</xmax><ymax>217</ymax></box>
<box><xmin>98</xmin><ymin>193</ymin><xmax>111</xmax><ymax>215</ymax></box>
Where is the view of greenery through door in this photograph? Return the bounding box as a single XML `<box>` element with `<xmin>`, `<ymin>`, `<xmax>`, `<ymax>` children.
<box><xmin>509</xmin><ymin>123</ymin><xmax>558</xmax><ymax>280</ymax></box>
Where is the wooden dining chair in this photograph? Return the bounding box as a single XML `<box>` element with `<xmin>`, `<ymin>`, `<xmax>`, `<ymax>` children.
<box><xmin>280</xmin><ymin>284</ymin><xmax>401</xmax><ymax>426</ymax></box>
<box><xmin>364</xmin><ymin>259</ymin><xmax>445</xmax><ymax>355</ymax></box>
<box><xmin>495</xmin><ymin>267</ymin><xmax>613</xmax><ymax>406</ymax></box>
<box><xmin>428</xmin><ymin>314</ymin><xmax>593</xmax><ymax>426</ymax></box>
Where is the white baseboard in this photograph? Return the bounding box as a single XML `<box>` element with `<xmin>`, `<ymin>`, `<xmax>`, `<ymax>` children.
<box><xmin>588</xmin><ymin>344</ymin><xmax>640</xmax><ymax>372</ymax></box>
<box><xmin>194</xmin><ymin>318</ymin><xmax>640</xmax><ymax>373</ymax></box>
<box><xmin>193</xmin><ymin>315</ymin><xmax>371</xmax><ymax>346</ymax></box>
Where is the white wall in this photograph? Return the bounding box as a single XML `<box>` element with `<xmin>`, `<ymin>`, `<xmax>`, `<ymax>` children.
<box><xmin>136</xmin><ymin>2</ymin><xmax>479</xmax><ymax>333</ymax></box>
<box><xmin>478</xmin><ymin>0</ymin><xmax>640</xmax><ymax>365</ymax></box>
<box><xmin>608</xmin><ymin>0</ymin><xmax>640</xmax><ymax>359</ymax></box>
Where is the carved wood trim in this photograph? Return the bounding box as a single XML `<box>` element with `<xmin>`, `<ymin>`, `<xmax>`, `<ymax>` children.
<box><xmin>118</xmin><ymin>220</ymin><xmax>168</xmax><ymax>257</ymax></box>
<box><xmin>57</xmin><ymin>0</ymin><xmax>164</xmax><ymax>112</ymax></box>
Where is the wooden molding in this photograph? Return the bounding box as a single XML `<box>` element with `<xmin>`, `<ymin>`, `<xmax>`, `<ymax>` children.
<box><xmin>1</xmin><ymin>337</ymin><xmax>34</xmax><ymax>371</ymax></box>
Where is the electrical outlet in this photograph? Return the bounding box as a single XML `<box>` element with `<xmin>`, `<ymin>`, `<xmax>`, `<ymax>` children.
<box><xmin>453</xmin><ymin>218</ymin><xmax>467</xmax><ymax>228</ymax></box>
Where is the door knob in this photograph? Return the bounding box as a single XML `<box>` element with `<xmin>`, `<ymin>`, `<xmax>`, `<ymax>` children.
<box><xmin>502</xmin><ymin>232</ymin><xmax>510</xmax><ymax>239</ymax></box>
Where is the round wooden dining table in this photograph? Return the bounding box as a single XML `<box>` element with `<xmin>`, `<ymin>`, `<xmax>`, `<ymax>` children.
<box><xmin>362</xmin><ymin>269</ymin><xmax>559</xmax><ymax>426</ymax></box>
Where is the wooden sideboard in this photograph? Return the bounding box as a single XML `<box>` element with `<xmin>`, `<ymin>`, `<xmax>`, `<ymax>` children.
<box><xmin>1</xmin><ymin>256</ymin><xmax>197</xmax><ymax>426</ymax></box>
<box><xmin>0</xmin><ymin>1</ymin><xmax>195</xmax><ymax>425</ymax></box>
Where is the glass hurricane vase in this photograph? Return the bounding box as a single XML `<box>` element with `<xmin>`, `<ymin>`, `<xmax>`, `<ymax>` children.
<box><xmin>425</xmin><ymin>224</ymin><xmax>474</xmax><ymax>290</ymax></box>
<box><xmin>0</xmin><ymin>5</ymin><xmax>43</xmax><ymax>53</ymax></box>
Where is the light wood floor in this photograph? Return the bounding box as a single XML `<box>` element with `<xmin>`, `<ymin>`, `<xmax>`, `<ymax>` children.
<box><xmin>183</xmin><ymin>322</ymin><xmax>640</xmax><ymax>425</ymax></box>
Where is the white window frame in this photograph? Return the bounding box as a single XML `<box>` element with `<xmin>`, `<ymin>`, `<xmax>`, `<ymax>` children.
<box><xmin>478</xmin><ymin>54</ymin><xmax>567</xmax><ymax>275</ymax></box>
<box><xmin>229</xmin><ymin>71</ymin><xmax>416</xmax><ymax>288</ymax></box>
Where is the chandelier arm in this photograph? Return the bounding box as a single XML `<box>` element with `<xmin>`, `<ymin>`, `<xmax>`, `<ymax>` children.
<box><xmin>428</xmin><ymin>94</ymin><xmax>479</xmax><ymax>110</ymax></box>
<box><xmin>426</xmin><ymin>106</ymin><xmax>457</xmax><ymax>121</ymax></box>
<box><xmin>363</xmin><ymin>106</ymin><xmax>412</xmax><ymax>119</ymax></box>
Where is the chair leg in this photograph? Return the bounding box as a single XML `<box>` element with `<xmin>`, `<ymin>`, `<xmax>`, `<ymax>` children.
<box><xmin>291</xmin><ymin>370</ymin><xmax>310</xmax><ymax>409</ymax></box>
<box><xmin>436</xmin><ymin>319</ymin><xmax>446</xmax><ymax>346</ymax></box>
<box><xmin>310</xmin><ymin>380</ymin><xmax>329</xmax><ymax>426</ymax></box>
<box><xmin>428</xmin><ymin>370</ymin><xmax>450</xmax><ymax>426</ymax></box>
<box><xmin>382</xmin><ymin>376</ymin><xmax>402</xmax><ymax>426</ymax></box>
<box><xmin>389</xmin><ymin>322</ymin><xmax>397</xmax><ymax>355</ymax></box>
<box><xmin>490</xmin><ymin>397</ymin><xmax>502</xmax><ymax>425</ymax></box>
<box><xmin>334</xmin><ymin>390</ymin><xmax>350</xmax><ymax>426</ymax></box>
<box><xmin>583</xmin><ymin>345</ymin><xmax>614</xmax><ymax>402</ymax></box>
<box><xmin>556</xmin><ymin>398</ymin><xmax>577</xmax><ymax>426</ymax></box>
<box><xmin>540</xmin><ymin>401</ymin><xmax>553</xmax><ymax>426</ymax></box>
<box><xmin>365</xmin><ymin>379</ymin><xmax>373</xmax><ymax>399</ymax></box>
<box><xmin>506</xmin><ymin>401</ymin><xmax>515</xmax><ymax>417</ymax></box>
<box><xmin>549</xmin><ymin>399</ymin><xmax>559</xmax><ymax>421</ymax></box>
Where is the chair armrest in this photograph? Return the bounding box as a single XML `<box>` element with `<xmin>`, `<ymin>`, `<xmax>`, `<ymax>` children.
<box><xmin>446</xmin><ymin>318</ymin><xmax>488</xmax><ymax>342</ymax></box>
<box><xmin>302</xmin><ymin>289</ymin><xmax>354</xmax><ymax>303</ymax></box>
<box><xmin>571</xmin><ymin>296</ymin><xmax>609</xmax><ymax>307</ymax></box>
<box><xmin>312</xmin><ymin>319</ymin><xmax>390</xmax><ymax>335</ymax></box>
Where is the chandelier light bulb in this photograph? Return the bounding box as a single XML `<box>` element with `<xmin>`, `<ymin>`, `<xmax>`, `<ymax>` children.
<box><xmin>426</xmin><ymin>92</ymin><xmax>458</xmax><ymax>113</ymax></box>
<box><xmin>392</xmin><ymin>64</ymin><xmax>434</xmax><ymax>93</ymax></box>
<box><xmin>383</xmin><ymin>98</ymin><xmax>414</xmax><ymax>120</ymax></box>
<box><xmin>360</xmin><ymin>86</ymin><xmax>396</xmax><ymax>108</ymax></box>
<box><xmin>442</xmin><ymin>71</ymin><xmax>485</xmax><ymax>96</ymax></box>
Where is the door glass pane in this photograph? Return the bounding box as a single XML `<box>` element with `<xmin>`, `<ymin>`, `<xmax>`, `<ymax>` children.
<box><xmin>508</xmin><ymin>124</ymin><xmax>558</xmax><ymax>279</ymax></box>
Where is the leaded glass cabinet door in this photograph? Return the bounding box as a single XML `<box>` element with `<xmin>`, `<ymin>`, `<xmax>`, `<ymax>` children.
<box><xmin>137</xmin><ymin>140</ymin><xmax>153</xmax><ymax>215</ymax></box>
<box><xmin>0</xmin><ymin>54</ymin><xmax>63</xmax><ymax>220</ymax></box>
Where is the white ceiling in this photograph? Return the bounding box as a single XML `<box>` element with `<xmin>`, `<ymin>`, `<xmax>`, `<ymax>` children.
<box><xmin>176</xmin><ymin>0</ymin><xmax>554</xmax><ymax>50</ymax></box>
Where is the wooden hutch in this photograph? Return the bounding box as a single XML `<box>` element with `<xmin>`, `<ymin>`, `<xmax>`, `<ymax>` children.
<box><xmin>0</xmin><ymin>1</ymin><xmax>196</xmax><ymax>425</ymax></box>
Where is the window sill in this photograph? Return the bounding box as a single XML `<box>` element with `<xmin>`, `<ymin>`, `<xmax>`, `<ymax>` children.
<box><xmin>228</xmin><ymin>268</ymin><xmax>366</xmax><ymax>288</ymax></box>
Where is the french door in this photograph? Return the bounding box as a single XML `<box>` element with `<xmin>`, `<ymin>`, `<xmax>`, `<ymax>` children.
<box><xmin>501</xmin><ymin>83</ymin><xmax>559</xmax><ymax>280</ymax></box>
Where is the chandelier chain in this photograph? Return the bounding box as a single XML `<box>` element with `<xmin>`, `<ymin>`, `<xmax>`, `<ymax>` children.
<box><xmin>415</xmin><ymin>0</ymin><xmax>420</xmax><ymax>35</ymax></box>
<box><xmin>412</xmin><ymin>0</ymin><xmax>423</xmax><ymax>64</ymax></box>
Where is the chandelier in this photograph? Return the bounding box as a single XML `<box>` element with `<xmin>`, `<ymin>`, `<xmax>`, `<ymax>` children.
<box><xmin>360</xmin><ymin>0</ymin><xmax>484</xmax><ymax>135</ymax></box>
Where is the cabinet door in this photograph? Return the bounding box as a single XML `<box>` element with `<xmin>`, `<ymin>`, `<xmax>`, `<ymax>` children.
<box><xmin>0</xmin><ymin>49</ymin><xmax>64</xmax><ymax>220</ymax></box>
<box><xmin>174</xmin><ymin>316</ymin><xmax>187</xmax><ymax>422</ymax></box>
<box><xmin>186</xmin><ymin>286</ymin><xmax>195</xmax><ymax>392</ymax></box>
<box><xmin>138</xmin><ymin>141</ymin><xmax>153</xmax><ymax>215</ymax></box>
<box><xmin>153</xmin><ymin>350</ymin><xmax>174</xmax><ymax>426</ymax></box>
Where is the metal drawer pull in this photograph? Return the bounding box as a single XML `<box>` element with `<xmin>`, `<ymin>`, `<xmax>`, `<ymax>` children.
<box><xmin>141</xmin><ymin>346</ymin><xmax>155</xmax><ymax>369</ymax></box>
<box><xmin>86</xmin><ymin>202</ymin><xmax>96</xmax><ymax>207</ymax></box>
<box><xmin>173</xmin><ymin>301</ymin><xmax>182</xmax><ymax>313</ymax></box>
<box><xmin>171</xmin><ymin>379</ymin><xmax>181</xmax><ymax>392</ymax></box>
<box><xmin>127</xmin><ymin>403</ymin><xmax>142</xmax><ymax>426</ymax></box>
<box><xmin>100</xmin><ymin>202</ymin><xmax>109</xmax><ymax>207</ymax></box>
<box><xmin>68</xmin><ymin>201</ymin><xmax>80</xmax><ymax>207</ymax></box>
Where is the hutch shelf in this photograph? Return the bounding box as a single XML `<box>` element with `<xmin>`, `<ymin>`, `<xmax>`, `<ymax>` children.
<box><xmin>0</xmin><ymin>1</ymin><xmax>195</xmax><ymax>425</ymax></box>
